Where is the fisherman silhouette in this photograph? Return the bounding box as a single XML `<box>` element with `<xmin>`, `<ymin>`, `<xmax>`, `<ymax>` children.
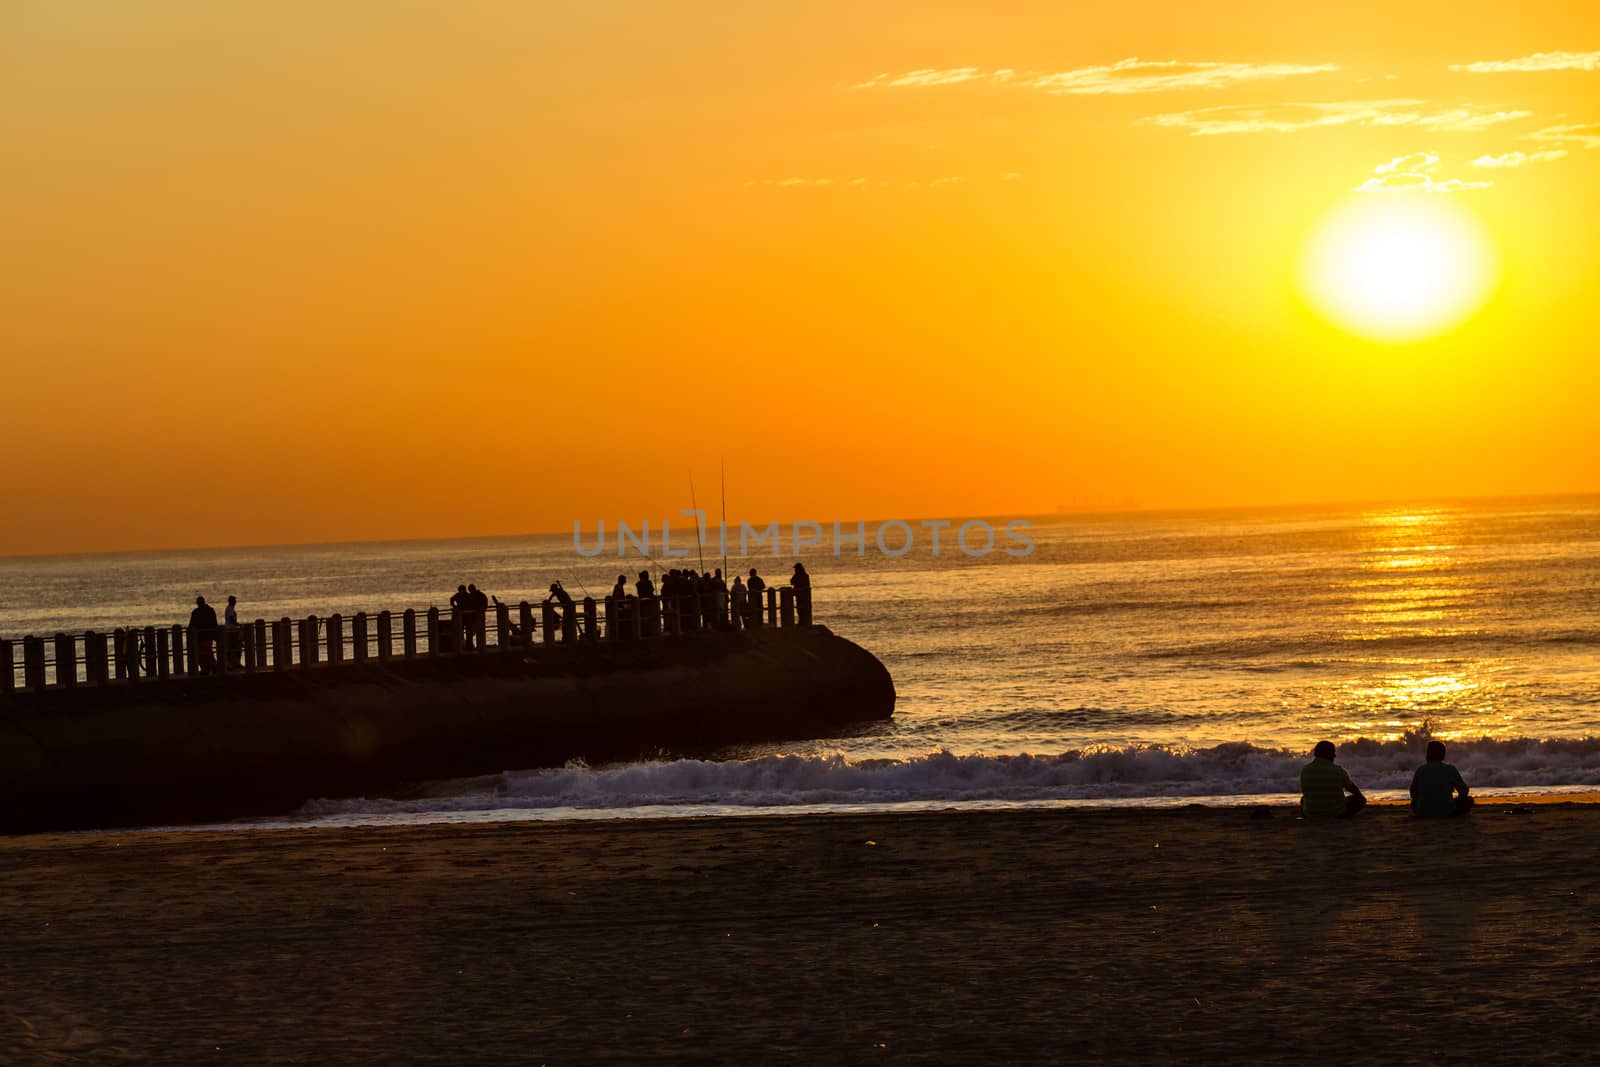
<box><xmin>729</xmin><ymin>576</ymin><xmax>747</xmax><ymax>632</ymax></box>
<box><xmin>547</xmin><ymin>582</ymin><xmax>577</xmax><ymax>642</ymax></box>
<box><xmin>224</xmin><ymin>595</ymin><xmax>243</xmax><ymax>668</ymax></box>
<box><xmin>468</xmin><ymin>584</ymin><xmax>489</xmax><ymax>648</ymax></box>
<box><xmin>636</xmin><ymin>570</ymin><xmax>659</xmax><ymax>637</ymax></box>
<box><xmin>1300</xmin><ymin>740</ymin><xmax>1367</xmax><ymax>819</ymax></box>
<box><xmin>746</xmin><ymin>568</ymin><xmax>766</xmax><ymax>628</ymax></box>
<box><xmin>792</xmin><ymin>562</ymin><xmax>812</xmax><ymax>625</ymax></box>
<box><xmin>450</xmin><ymin>584</ymin><xmax>470</xmax><ymax>652</ymax></box>
<box><xmin>188</xmin><ymin>595</ymin><xmax>220</xmax><ymax>674</ymax></box>
<box><xmin>1411</xmin><ymin>740</ymin><xmax>1474</xmax><ymax>817</ymax></box>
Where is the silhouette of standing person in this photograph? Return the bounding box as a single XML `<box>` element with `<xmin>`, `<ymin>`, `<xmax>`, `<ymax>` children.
<box><xmin>468</xmin><ymin>584</ymin><xmax>489</xmax><ymax>649</ymax></box>
<box><xmin>791</xmin><ymin>562</ymin><xmax>812</xmax><ymax>625</ymax></box>
<box><xmin>450</xmin><ymin>584</ymin><xmax>470</xmax><ymax>652</ymax></box>
<box><xmin>1300</xmin><ymin>740</ymin><xmax>1367</xmax><ymax>819</ymax></box>
<box><xmin>189</xmin><ymin>596</ymin><xmax>220</xmax><ymax>674</ymax></box>
<box><xmin>636</xmin><ymin>570</ymin><xmax>659</xmax><ymax>637</ymax></box>
<box><xmin>224</xmin><ymin>595</ymin><xmax>243</xmax><ymax>668</ymax></box>
<box><xmin>746</xmin><ymin>568</ymin><xmax>766</xmax><ymax>628</ymax></box>
<box><xmin>1411</xmin><ymin>740</ymin><xmax>1473</xmax><ymax>817</ymax></box>
<box><xmin>729</xmin><ymin>576</ymin><xmax>747</xmax><ymax>632</ymax></box>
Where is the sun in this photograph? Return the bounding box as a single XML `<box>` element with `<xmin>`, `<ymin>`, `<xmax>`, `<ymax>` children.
<box><xmin>1300</xmin><ymin>195</ymin><xmax>1499</xmax><ymax>343</ymax></box>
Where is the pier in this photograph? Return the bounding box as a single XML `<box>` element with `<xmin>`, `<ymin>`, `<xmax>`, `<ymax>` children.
<box><xmin>1</xmin><ymin>585</ymin><xmax>810</xmax><ymax>696</ymax></box>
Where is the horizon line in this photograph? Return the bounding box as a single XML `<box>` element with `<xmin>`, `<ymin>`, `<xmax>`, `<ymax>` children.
<box><xmin>1</xmin><ymin>488</ymin><xmax>1596</xmax><ymax>564</ymax></box>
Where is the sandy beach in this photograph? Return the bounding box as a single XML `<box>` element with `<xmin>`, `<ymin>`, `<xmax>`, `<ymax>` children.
<box><xmin>3</xmin><ymin>804</ymin><xmax>1598</xmax><ymax>1064</ymax></box>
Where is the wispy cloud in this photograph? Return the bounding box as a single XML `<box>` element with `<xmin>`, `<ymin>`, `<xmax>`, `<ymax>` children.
<box><xmin>1028</xmin><ymin>58</ymin><xmax>1339</xmax><ymax>95</ymax></box>
<box><xmin>854</xmin><ymin>68</ymin><xmax>1005</xmax><ymax>89</ymax></box>
<box><xmin>1451</xmin><ymin>51</ymin><xmax>1600</xmax><ymax>73</ymax></box>
<box><xmin>1142</xmin><ymin>100</ymin><xmax>1533</xmax><ymax>136</ymax></box>
<box><xmin>1470</xmin><ymin>149</ymin><xmax>1568</xmax><ymax>168</ymax></box>
<box><xmin>1354</xmin><ymin>152</ymin><xmax>1491</xmax><ymax>192</ymax></box>
<box><xmin>855</xmin><ymin>58</ymin><xmax>1337</xmax><ymax>95</ymax></box>
<box><xmin>1527</xmin><ymin>123</ymin><xmax>1600</xmax><ymax>149</ymax></box>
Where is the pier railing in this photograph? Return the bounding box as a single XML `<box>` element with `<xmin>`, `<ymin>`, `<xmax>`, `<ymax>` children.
<box><xmin>1</xmin><ymin>586</ymin><xmax>814</xmax><ymax>694</ymax></box>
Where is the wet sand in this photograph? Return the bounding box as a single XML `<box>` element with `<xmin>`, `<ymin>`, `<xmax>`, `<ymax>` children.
<box><xmin>3</xmin><ymin>804</ymin><xmax>1598</xmax><ymax>1064</ymax></box>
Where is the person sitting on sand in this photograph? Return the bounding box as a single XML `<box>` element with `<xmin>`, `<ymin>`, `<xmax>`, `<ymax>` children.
<box><xmin>1410</xmin><ymin>740</ymin><xmax>1473</xmax><ymax>817</ymax></box>
<box><xmin>1300</xmin><ymin>740</ymin><xmax>1366</xmax><ymax>819</ymax></box>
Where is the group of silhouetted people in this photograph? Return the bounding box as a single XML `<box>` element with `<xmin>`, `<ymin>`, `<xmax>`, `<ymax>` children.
<box><xmin>175</xmin><ymin>562</ymin><xmax>815</xmax><ymax>665</ymax></box>
<box><xmin>449</xmin><ymin>584</ymin><xmax>491</xmax><ymax>651</ymax></box>
<box><xmin>1300</xmin><ymin>739</ymin><xmax>1473</xmax><ymax>819</ymax></box>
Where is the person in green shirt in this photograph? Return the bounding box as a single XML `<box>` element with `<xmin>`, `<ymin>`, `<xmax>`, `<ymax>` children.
<box><xmin>1410</xmin><ymin>740</ymin><xmax>1473</xmax><ymax>817</ymax></box>
<box><xmin>1300</xmin><ymin>740</ymin><xmax>1367</xmax><ymax>819</ymax></box>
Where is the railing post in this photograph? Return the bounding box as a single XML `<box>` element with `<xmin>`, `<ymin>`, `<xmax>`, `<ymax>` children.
<box><xmin>541</xmin><ymin>601</ymin><xmax>557</xmax><ymax>645</ymax></box>
<box><xmin>403</xmin><ymin>609</ymin><xmax>418</xmax><ymax>659</ymax></box>
<box><xmin>171</xmin><ymin>624</ymin><xmax>186</xmax><ymax>675</ymax></box>
<box><xmin>328</xmin><ymin>614</ymin><xmax>344</xmax><ymax>666</ymax></box>
<box><xmin>353</xmin><ymin>612</ymin><xmax>369</xmax><ymax>663</ymax></box>
<box><xmin>241</xmin><ymin>623</ymin><xmax>257</xmax><ymax>673</ymax></box>
<box><xmin>156</xmin><ymin>628</ymin><xmax>170</xmax><ymax>679</ymax></box>
<box><xmin>0</xmin><ymin>639</ymin><xmax>14</xmax><ymax>694</ymax></box>
<box><xmin>254</xmin><ymin>620</ymin><xmax>267</xmax><ymax>668</ymax></box>
<box><xmin>218</xmin><ymin>624</ymin><xmax>232</xmax><ymax>675</ymax></box>
<box><xmin>274</xmin><ymin>618</ymin><xmax>292</xmax><ymax>670</ymax></box>
<box><xmin>22</xmin><ymin>636</ymin><xmax>46</xmax><ymax>691</ymax></box>
<box><xmin>664</xmin><ymin>596</ymin><xmax>680</xmax><ymax>637</ymax></box>
<box><xmin>426</xmin><ymin>607</ymin><xmax>441</xmax><ymax>657</ymax></box>
<box><xmin>143</xmin><ymin>626</ymin><xmax>157</xmax><ymax>677</ymax></box>
<box><xmin>495</xmin><ymin>602</ymin><xmax>510</xmax><ymax>650</ymax></box>
<box><xmin>604</xmin><ymin>596</ymin><xmax>618</xmax><ymax>642</ymax></box>
<box><xmin>85</xmin><ymin>632</ymin><xmax>108</xmax><ymax>685</ymax></box>
<box><xmin>300</xmin><ymin>616</ymin><xmax>319</xmax><ymax>668</ymax></box>
<box><xmin>185</xmin><ymin>625</ymin><xmax>198</xmax><ymax>674</ymax></box>
<box><xmin>112</xmin><ymin>627</ymin><xmax>128</xmax><ymax>680</ymax></box>
<box><xmin>582</xmin><ymin>597</ymin><xmax>596</xmax><ymax>642</ymax></box>
<box><xmin>766</xmin><ymin>588</ymin><xmax>778</xmax><ymax>628</ymax></box>
<box><xmin>519</xmin><ymin>602</ymin><xmax>534</xmax><ymax>646</ymax></box>
<box><xmin>377</xmin><ymin>611</ymin><xmax>393</xmax><ymax>662</ymax></box>
<box><xmin>54</xmin><ymin>634</ymin><xmax>77</xmax><ymax>688</ymax></box>
<box><xmin>780</xmin><ymin>587</ymin><xmax>795</xmax><ymax>628</ymax></box>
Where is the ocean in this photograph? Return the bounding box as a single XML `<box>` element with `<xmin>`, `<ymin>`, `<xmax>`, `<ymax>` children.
<box><xmin>3</xmin><ymin>496</ymin><xmax>1598</xmax><ymax>827</ymax></box>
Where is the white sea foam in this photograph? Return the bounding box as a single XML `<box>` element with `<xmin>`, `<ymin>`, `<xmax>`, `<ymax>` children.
<box><xmin>298</xmin><ymin>735</ymin><xmax>1600</xmax><ymax>818</ymax></box>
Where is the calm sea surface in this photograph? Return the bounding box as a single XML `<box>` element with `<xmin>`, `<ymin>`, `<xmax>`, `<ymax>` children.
<box><xmin>3</xmin><ymin>497</ymin><xmax>1598</xmax><ymax>825</ymax></box>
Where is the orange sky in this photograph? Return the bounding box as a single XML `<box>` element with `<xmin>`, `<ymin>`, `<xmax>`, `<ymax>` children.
<box><xmin>2</xmin><ymin>2</ymin><xmax>1596</xmax><ymax>554</ymax></box>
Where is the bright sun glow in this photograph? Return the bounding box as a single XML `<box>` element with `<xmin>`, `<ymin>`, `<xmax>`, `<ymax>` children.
<box><xmin>1300</xmin><ymin>195</ymin><xmax>1499</xmax><ymax>343</ymax></box>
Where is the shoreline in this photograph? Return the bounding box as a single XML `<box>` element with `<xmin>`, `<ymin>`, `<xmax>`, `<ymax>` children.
<box><xmin>6</xmin><ymin>804</ymin><xmax>1598</xmax><ymax>1062</ymax></box>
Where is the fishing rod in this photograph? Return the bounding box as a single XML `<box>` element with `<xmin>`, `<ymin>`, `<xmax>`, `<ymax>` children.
<box><xmin>720</xmin><ymin>457</ymin><xmax>729</xmax><ymax>581</ymax></box>
<box><xmin>690</xmin><ymin>473</ymin><xmax>707</xmax><ymax>575</ymax></box>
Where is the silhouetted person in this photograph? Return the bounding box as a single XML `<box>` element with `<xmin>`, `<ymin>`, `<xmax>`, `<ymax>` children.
<box><xmin>468</xmin><ymin>584</ymin><xmax>489</xmax><ymax>648</ymax></box>
<box><xmin>189</xmin><ymin>596</ymin><xmax>220</xmax><ymax>674</ymax></box>
<box><xmin>1300</xmin><ymin>740</ymin><xmax>1366</xmax><ymax>819</ymax></box>
<box><xmin>729</xmin><ymin>576</ymin><xmax>747</xmax><ymax>632</ymax></box>
<box><xmin>746</xmin><ymin>568</ymin><xmax>766</xmax><ymax>628</ymax></box>
<box><xmin>636</xmin><ymin>571</ymin><xmax>659</xmax><ymax>637</ymax></box>
<box><xmin>1411</xmin><ymin>740</ymin><xmax>1473</xmax><ymax>817</ymax></box>
<box><xmin>490</xmin><ymin>595</ymin><xmax>522</xmax><ymax>644</ymax></box>
<box><xmin>711</xmin><ymin>568</ymin><xmax>729</xmax><ymax>628</ymax></box>
<box><xmin>792</xmin><ymin>562</ymin><xmax>812</xmax><ymax>625</ymax></box>
<box><xmin>223</xmin><ymin>595</ymin><xmax>243</xmax><ymax>668</ymax></box>
<box><xmin>547</xmin><ymin>582</ymin><xmax>577</xmax><ymax>642</ymax></box>
<box><xmin>450</xmin><ymin>584</ymin><xmax>470</xmax><ymax>652</ymax></box>
<box><xmin>612</xmin><ymin>574</ymin><xmax>628</xmax><ymax>601</ymax></box>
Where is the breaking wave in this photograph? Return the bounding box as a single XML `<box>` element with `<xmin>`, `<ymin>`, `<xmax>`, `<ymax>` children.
<box><xmin>300</xmin><ymin>734</ymin><xmax>1600</xmax><ymax>817</ymax></box>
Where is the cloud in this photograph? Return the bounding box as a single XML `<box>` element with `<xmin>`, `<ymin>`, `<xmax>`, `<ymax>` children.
<box><xmin>1470</xmin><ymin>149</ymin><xmax>1569</xmax><ymax>168</ymax></box>
<box><xmin>855</xmin><ymin>68</ymin><xmax>991</xmax><ymax>89</ymax></box>
<box><xmin>1142</xmin><ymin>99</ymin><xmax>1533</xmax><ymax>135</ymax></box>
<box><xmin>1355</xmin><ymin>153</ymin><xmax>1491</xmax><ymax>192</ymax></box>
<box><xmin>1527</xmin><ymin>123</ymin><xmax>1600</xmax><ymax>149</ymax></box>
<box><xmin>855</xmin><ymin>57</ymin><xmax>1336</xmax><ymax>95</ymax></box>
<box><xmin>1027</xmin><ymin>58</ymin><xmax>1339</xmax><ymax>95</ymax></box>
<box><xmin>1451</xmin><ymin>51</ymin><xmax>1600</xmax><ymax>73</ymax></box>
